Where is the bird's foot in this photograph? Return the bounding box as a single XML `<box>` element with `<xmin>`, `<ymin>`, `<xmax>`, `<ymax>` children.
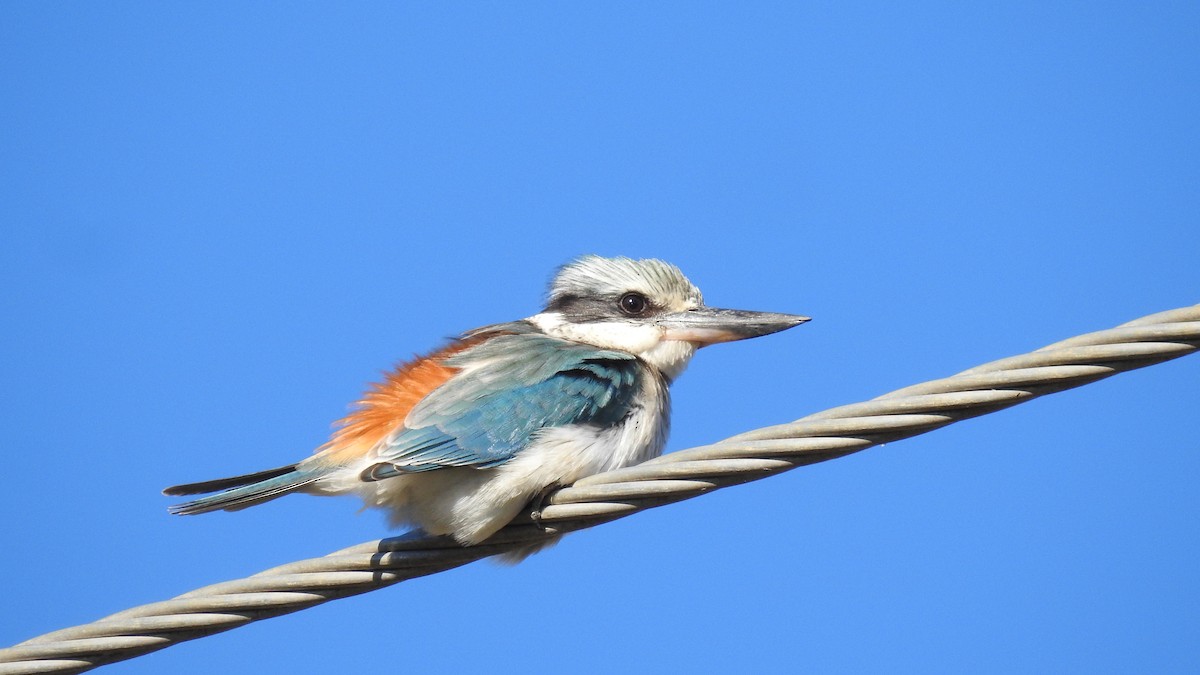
<box><xmin>529</xmin><ymin>482</ymin><xmax>565</xmax><ymax>533</ymax></box>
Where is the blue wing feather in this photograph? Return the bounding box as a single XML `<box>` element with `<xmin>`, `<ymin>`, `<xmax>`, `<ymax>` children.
<box><xmin>365</xmin><ymin>334</ymin><xmax>643</xmax><ymax>477</ymax></box>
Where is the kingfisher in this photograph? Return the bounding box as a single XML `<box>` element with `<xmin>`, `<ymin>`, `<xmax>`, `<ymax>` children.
<box><xmin>165</xmin><ymin>255</ymin><xmax>808</xmax><ymax>547</ymax></box>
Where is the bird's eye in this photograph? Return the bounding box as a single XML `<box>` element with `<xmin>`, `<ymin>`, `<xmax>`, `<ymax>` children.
<box><xmin>619</xmin><ymin>292</ymin><xmax>648</xmax><ymax>315</ymax></box>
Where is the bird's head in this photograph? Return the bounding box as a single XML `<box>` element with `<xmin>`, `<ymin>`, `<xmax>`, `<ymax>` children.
<box><xmin>528</xmin><ymin>255</ymin><xmax>809</xmax><ymax>381</ymax></box>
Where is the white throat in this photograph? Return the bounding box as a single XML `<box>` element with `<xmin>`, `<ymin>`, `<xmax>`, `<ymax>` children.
<box><xmin>529</xmin><ymin>312</ymin><xmax>698</xmax><ymax>382</ymax></box>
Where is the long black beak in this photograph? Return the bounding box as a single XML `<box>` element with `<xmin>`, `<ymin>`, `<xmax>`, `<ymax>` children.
<box><xmin>658</xmin><ymin>307</ymin><xmax>810</xmax><ymax>346</ymax></box>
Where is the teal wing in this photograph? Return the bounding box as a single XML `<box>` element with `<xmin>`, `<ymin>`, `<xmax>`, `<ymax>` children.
<box><xmin>361</xmin><ymin>334</ymin><xmax>643</xmax><ymax>479</ymax></box>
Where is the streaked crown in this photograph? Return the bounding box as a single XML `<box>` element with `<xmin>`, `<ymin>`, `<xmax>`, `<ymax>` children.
<box><xmin>546</xmin><ymin>255</ymin><xmax>703</xmax><ymax>318</ymax></box>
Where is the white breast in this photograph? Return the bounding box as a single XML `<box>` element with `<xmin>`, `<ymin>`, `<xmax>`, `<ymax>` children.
<box><xmin>506</xmin><ymin>371</ymin><xmax>670</xmax><ymax>484</ymax></box>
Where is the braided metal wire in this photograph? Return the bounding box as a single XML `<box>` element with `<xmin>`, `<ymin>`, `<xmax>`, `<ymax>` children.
<box><xmin>2</xmin><ymin>304</ymin><xmax>1197</xmax><ymax>675</ymax></box>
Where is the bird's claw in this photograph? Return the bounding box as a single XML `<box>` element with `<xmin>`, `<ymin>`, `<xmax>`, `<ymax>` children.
<box><xmin>529</xmin><ymin>482</ymin><xmax>565</xmax><ymax>533</ymax></box>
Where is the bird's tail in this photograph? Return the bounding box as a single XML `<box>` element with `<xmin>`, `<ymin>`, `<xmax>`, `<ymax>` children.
<box><xmin>163</xmin><ymin>464</ymin><xmax>318</xmax><ymax>515</ymax></box>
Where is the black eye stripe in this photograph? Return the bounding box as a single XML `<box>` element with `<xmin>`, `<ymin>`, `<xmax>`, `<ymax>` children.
<box><xmin>545</xmin><ymin>293</ymin><xmax>581</xmax><ymax>313</ymax></box>
<box><xmin>544</xmin><ymin>291</ymin><xmax>658</xmax><ymax>321</ymax></box>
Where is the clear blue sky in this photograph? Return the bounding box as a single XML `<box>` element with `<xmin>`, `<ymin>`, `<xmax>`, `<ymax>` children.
<box><xmin>2</xmin><ymin>3</ymin><xmax>1198</xmax><ymax>673</ymax></box>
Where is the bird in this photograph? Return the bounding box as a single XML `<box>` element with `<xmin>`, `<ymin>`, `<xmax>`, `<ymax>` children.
<box><xmin>164</xmin><ymin>255</ymin><xmax>809</xmax><ymax>548</ymax></box>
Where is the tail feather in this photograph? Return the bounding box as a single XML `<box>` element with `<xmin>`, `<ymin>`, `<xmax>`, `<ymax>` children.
<box><xmin>163</xmin><ymin>464</ymin><xmax>299</xmax><ymax>496</ymax></box>
<box><xmin>165</xmin><ymin>466</ymin><xmax>317</xmax><ymax>515</ymax></box>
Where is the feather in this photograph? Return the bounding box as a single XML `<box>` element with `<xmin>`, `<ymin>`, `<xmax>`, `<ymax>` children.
<box><xmin>162</xmin><ymin>463</ymin><xmax>298</xmax><ymax>496</ymax></box>
<box><xmin>311</xmin><ymin>328</ymin><xmax>521</xmax><ymax>464</ymax></box>
<box><xmin>361</xmin><ymin>334</ymin><xmax>643</xmax><ymax>478</ymax></box>
<box><xmin>166</xmin><ymin>469</ymin><xmax>318</xmax><ymax>515</ymax></box>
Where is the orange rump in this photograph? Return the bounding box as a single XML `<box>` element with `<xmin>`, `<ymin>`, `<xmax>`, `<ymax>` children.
<box><xmin>315</xmin><ymin>337</ymin><xmax>484</xmax><ymax>463</ymax></box>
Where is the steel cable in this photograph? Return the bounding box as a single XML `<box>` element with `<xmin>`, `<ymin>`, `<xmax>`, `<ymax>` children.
<box><xmin>1</xmin><ymin>304</ymin><xmax>1196</xmax><ymax>675</ymax></box>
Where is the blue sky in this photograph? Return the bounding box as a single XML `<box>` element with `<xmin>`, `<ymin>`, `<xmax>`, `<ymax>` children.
<box><xmin>2</xmin><ymin>3</ymin><xmax>1198</xmax><ymax>673</ymax></box>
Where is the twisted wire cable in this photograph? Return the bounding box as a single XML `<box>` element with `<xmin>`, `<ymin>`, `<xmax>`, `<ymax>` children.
<box><xmin>2</xmin><ymin>304</ymin><xmax>1197</xmax><ymax>675</ymax></box>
